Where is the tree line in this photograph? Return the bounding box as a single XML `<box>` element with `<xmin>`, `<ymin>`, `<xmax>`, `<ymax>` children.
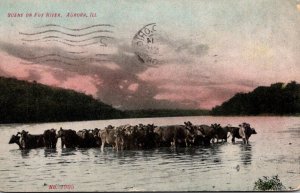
<box><xmin>0</xmin><ymin>77</ymin><xmax>209</xmax><ymax>124</ymax></box>
<box><xmin>1</xmin><ymin>77</ymin><xmax>299</xmax><ymax>123</ymax></box>
<box><xmin>0</xmin><ymin>77</ymin><xmax>124</xmax><ymax>123</ymax></box>
<box><xmin>211</xmin><ymin>81</ymin><xmax>300</xmax><ymax>115</ymax></box>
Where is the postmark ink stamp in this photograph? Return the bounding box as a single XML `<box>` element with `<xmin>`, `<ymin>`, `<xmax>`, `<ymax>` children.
<box><xmin>132</xmin><ymin>23</ymin><xmax>159</xmax><ymax>65</ymax></box>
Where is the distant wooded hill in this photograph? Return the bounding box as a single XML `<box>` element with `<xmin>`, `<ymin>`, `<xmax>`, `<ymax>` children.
<box><xmin>2</xmin><ymin>77</ymin><xmax>297</xmax><ymax>124</ymax></box>
<box><xmin>0</xmin><ymin>77</ymin><xmax>124</xmax><ymax>123</ymax></box>
<box><xmin>211</xmin><ymin>81</ymin><xmax>300</xmax><ymax>115</ymax></box>
<box><xmin>0</xmin><ymin>77</ymin><xmax>209</xmax><ymax>124</ymax></box>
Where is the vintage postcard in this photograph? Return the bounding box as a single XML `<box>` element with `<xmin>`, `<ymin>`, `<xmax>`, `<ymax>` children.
<box><xmin>0</xmin><ymin>0</ymin><xmax>299</xmax><ymax>192</ymax></box>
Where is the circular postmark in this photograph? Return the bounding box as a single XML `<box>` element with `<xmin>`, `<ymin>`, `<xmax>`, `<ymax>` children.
<box><xmin>132</xmin><ymin>23</ymin><xmax>159</xmax><ymax>65</ymax></box>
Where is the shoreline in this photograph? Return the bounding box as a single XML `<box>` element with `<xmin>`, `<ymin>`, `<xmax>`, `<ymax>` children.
<box><xmin>1</xmin><ymin>114</ymin><xmax>299</xmax><ymax>126</ymax></box>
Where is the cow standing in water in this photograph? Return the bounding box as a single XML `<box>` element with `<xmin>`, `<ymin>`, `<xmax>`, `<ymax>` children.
<box><xmin>91</xmin><ymin>128</ymin><xmax>102</xmax><ymax>147</ymax></box>
<box><xmin>153</xmin><ymin>122</ymin><xmax>198</xmax><ymax>148</ymax></box>
<box><xmin>56</xmin><ymin>128</ymin><xmax>78</xmax><ymax>148</ymax></box>
<box><xmin>211</xmin><ymin>124</ymin><xmax>230</xmax><ymax>143</ymax></box>
<box><xmin>43</xmin><ymin>129</ymin><xmax>57</xmax><ymax>148</ymax></box>
<box><xmin>19</xmin><ymin>130</ymin><xmax>45</xmax><ymax>149</ymax></box>
<box><xmin>228</xmin><ymin>123</ymin><xmax>257</xmax><ymax>144</ymax></box>
<box><xmin>99</xmin><ymin>125</ymin><xmax>117</xmax><ymax>151</ymax></box>
<box><xmin>9</xmin><ymin>133</ymin><xmax>23</xmax><ymax>149</ymax></box>
<box><xmin>194</xmin><ymin>124</ymin><xmax>216</xmax><ymax>145</ymax></box>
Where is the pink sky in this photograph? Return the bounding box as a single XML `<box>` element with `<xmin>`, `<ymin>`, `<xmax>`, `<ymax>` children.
<box><xmin>0</xmin><ymin>52</ymin><xmax>100</xmax><ymax>97</ymax></box>
<box><xmin>0</xmin><ymin>1</ymin><xmax>299</xmax><ymax>110</ymax></box>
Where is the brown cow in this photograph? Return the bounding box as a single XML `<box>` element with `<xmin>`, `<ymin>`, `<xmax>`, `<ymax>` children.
<box><xmin>195</xmin><ymin>125</ymin><xmax>216</xmax><ymax>145</ymax></box>
<box><xmin>154</xmin><ymin>122</ymin><xmax>197</xmax><ymax>148</ymax></box>
<box><xmin>99</xmin><ymin>125</ymin><xmax>118</xmax><ymax>151</ymax></box>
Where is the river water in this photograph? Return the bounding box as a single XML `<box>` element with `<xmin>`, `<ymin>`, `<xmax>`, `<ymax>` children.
<box><xmin>0</xmin><ymin>116</ymin><xmax>299</xmax><ymax>191</ymax></box>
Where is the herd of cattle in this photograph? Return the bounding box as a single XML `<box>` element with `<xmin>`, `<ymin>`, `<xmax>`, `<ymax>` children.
<box><xmin>9</xmin><ymin>122</ymin><xmax>257</xmax><ymax>150</ymax></box>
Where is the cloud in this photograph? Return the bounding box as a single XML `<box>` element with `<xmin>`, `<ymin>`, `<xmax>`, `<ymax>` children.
<box><xmin>0</xmin><ymin>39</ymin><xmax>202</xmax><ymax>109</ymax></box>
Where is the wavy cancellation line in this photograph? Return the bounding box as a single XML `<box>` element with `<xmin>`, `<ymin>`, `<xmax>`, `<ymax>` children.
<box><xmin>20</xmin><ymin>58</ymin><xmax>110</xmax><ymax>66</ymax></box>
<box><xmin>21</xmin><ymin>54</ymin><xmax>109</xmax><ymax>61</ymax></box>
<box><xmin>36</xmin><ymin>24</ymin><xmax>114</xmax><ymax>31</ymax></box>
<box><xmin>20</xmin><ymin>53</ymin><xmax>110</xmax><ymax>66</ymax></box>
<box><xmin>42</xmin><ymin>39</ymin><xmax>108</xmax><ymax>47</ymax></box>
<box><xmin>22</xmin><ymin>54</ymin><xmax>86</xmax><ymax>61</ymax></box>
<box><xmin>21</xmin><ymin>35</ymin><xmax>114</xmax><ymax>43</ymax></box>
<box><xmin>19</xmin><ymin>30</ymin><xmax>113</xmax><ymax>37</ymax></box>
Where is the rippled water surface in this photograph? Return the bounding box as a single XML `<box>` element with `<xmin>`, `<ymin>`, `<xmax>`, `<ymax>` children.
<box><xmin>0</xmin><ymin>116</ymin><xmax>299</xmax><ymax>191</ymax></box>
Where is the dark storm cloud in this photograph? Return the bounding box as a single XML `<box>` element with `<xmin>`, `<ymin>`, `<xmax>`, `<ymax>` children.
<box><xmin>0</xmin><ymin>40</ymin><xmax>198</xmax><ymax>109</ymax></box>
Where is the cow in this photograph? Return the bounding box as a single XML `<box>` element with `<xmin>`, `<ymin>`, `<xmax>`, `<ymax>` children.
<box><xmin>154</xmin><ymin>122</ymin><xmax>197</xmax><ymax>148</ymax></box>
<box><xmin>211</xmin><ymin>124</ymin><xmax>230</xmax><ymax>143</ymax></box>
<box><xmin>43</xmin><ymin>129</ymin><xmax>57</xmax><ymax>148</ymax></box>
<box><xmin>19</xmin><ymin>130</ymin><xmax>44</xmax><ymax>149</ymax></box>
<box><xmin>142</xmin><ymin>124</ymin><xmax>158</xmax><ymax>149</ymax></box>
<box><xmin>90</xmin><ymin>128</ymin><xmax>102</xmax><ymax>147</ymax></box>
<box><xmin>56</xmin><ymin>128</ymin><xmax>78</xmax><ymax>148</ymax></box>
<box><xmin>135</xmin><ymin>124</ymin><xmax>157</xmax><ymax>149</ymax></box>
<box><xmin>192</xmin><ymin>126</ymin><xmax>206</xmax><ymax>146</ymax></box>
<box><xmin>9</xmin><ymin>133</ymin><xmax>23</xmax><ymax>149</ymax></box>
<box><xmin>183</xmin><ymin>121</ymin><xmax>202</xmax><ymax>147</ymax></box>
<box><xmin>123</xmin><ymin>124</ymin><xmax>139</xmax><ymax>149</ymax></box>
<box><xmin>114</xmin><ymin>127</ymin><xmax>126</xmax><ymax>151</ymax></box>
<box><xmin>99</xmin><ymin>125</ymin><xmax>117</xmax><ymax>151</ymax></box>
<box><xmin>227</xmin><ymin>123</ymin><xmax>257</xmax><ymax>144</ymax></box>
<box><xmin>77</xmin><ymin>129</ymin><xmax>90</xmax><ymax>148</ymax></box>
<box><xmin>195</xmin><ymin>124</ymin><xmax>216</xmax><ymax>145</ymax></box>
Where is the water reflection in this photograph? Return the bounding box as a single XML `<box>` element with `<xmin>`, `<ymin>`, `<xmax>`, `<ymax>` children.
<box><xmin>44</xmin><ymin>148</ymin><xmax>58</xmax><ymax>157</ymax></box>
<box><xmin>209</xmin><ymin>145</ymin><xmax>222</xmax><ymax>163</ymax></box>
<box><xmin>239</xmin><ymin>144</ymin><xmax>252</xmax><ymax>165</ymax></box>
<box><xmin>20</xmin><ymin>149</ymin><xmax>31</xmax><ymax>158</ymax></box>
<box><xmin>141</xmin><ymin>149</ymin><xmax>158</xmax><ymax>159</ymax></box>
<box><xmin>77</xmin><ymin>148</ymin><xmax>91</xmax><ymax>157</ymax></box>
<box><xmin>197</xmin><ymin>145</ymin><xmax>222</xmax><ymax>164</ymax></box>
<box><xmin>61</xmin><ymin>148</ymin><xmax>76</xmax><ymax>156</ymax></box>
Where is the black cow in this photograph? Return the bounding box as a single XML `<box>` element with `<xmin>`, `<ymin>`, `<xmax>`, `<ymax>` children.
<box><xmin>77</xmin><ymin>129</ymin><xmax>90</xmax><ymax>148</ymax></box>
<box><xmin>19</xmin><ymin>130</ymin><xmax>44</xmax><ymax>149</ymax></box>
<box><xmin>122</xmin><ymin>124</ymin><xmax>139</xmax><ymax>150</ymax></box>
<box><xmin>56</xmin><ymin>128</ymin><xmax>78</xmax><ymax>148</ymax></box>
<box><xmin>90</xmin><ymin>128</ymin><xmax>102</xmax><ymax>147</ymax></box>
<box><xmin>211</xmin><ymin>124</ymin><xmax>230</xmax><ymax>143</ymax></box>
<box><xmin>227</xmin><ymin>123</ymin><xmax>257</xmax><ymax>144</ymax></box>
<box><xmin>43</xmin><ymin>129</ymin><xmax>58</xmax><ymax>148</ymax></box>
<box><xmin>143</xmin><ymin>124</ymin><xmax>158</xmax><ymax>149</ymax></box>
<box><xmin>9</xmin><ymin>133</ymin><xmax>22</xmax><ymax>149</ymax></box>
<box><xmin>136</xmin><ymin>124</ymin><xmax>157</xmax><ymax>149</ymax></box>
